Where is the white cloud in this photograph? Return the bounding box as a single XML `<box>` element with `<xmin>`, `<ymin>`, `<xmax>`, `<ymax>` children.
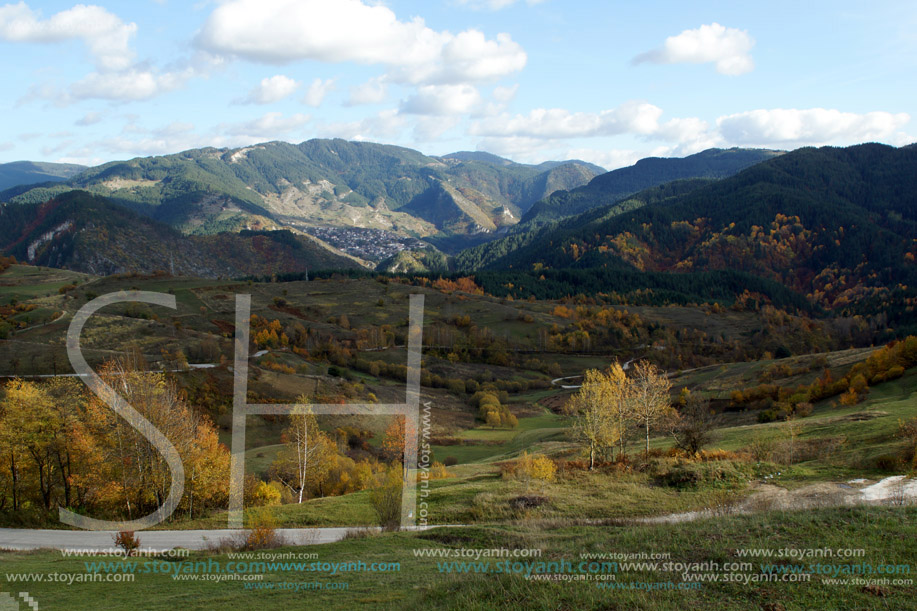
<box><xmin>241</xmin><ymin>74</ymin><xmax>300</xmax><ymax>104</ymax></box>
<box><xmin>195</xmin><ymin>0</ymin><xmax>526</xmax><ymax>84</ymax></box>
<box><xmin>346</xmin><ymin>78</ymin><xmax>387</xmax><ymax>106</ymax></box>
<box><xmin>471</xmin><ymin>101</ymin><xmax>664</xmax><ymax>139</ymax></box>
<box><xmin>634</xmin><ymin>23</ymin><xmax>754</xmax><ymax>76</ymax></box>
<box><xmin>0</xmin><ymin>2</ymin><xmax>137</xmax><ymax>71</ymax></box>
<box><xmin>41</xmin><ymin>139</ymin><xmax>73</xmax><ymax>156</ymax></box>
<box><xmin>400</xmin><ymin>84</ymin><xmax>483</xmax><ymax>115</ymax></box>
<box><xmin>70</xmin><ymin>67</ymin><xmax>194</xmax><ymax>101</ymax></box>
<box><xmin>652</xmin><ymin>117</ymin><xmax>722</xmax><ymax>154</ymax></box>
<box><xmin>75</xmin><ymin>111</ymin><xmax>102</xmax><ymax>126</ymax></box>
<box><xmin>412</xmin><ymin>116</ymin><xmax>461</xmax><ymax>141</ymax></box>
<box><xmin>315</xmin><ymin>109</ymin><xmax>406</xmax><ymax>141</ymax></box>
<box><xmin>225</xmin><ymin>111</ymin><xmax>310</xmax><ymax>139</ymax></box>
<box><xmin>0</xmin><ymin>141</ymin><xmax>13</xmax><ymax>152</ymax></box>
<box><xmin>492</xmin><ymin>84</ymin><xmax>518</xmax><ymax>104</ymax></box>
<box><xmin>562</xmin><ymin>148</ymin><xmax>643</xmax><ymax>171</ymax></box>
<box><xmin>303</xmin><ymin>78</ymin><xmax>335</xmax><ymax>107</ymax></box>
<box><xmin>472</xmin><ymin>135</ymin><xmax>552</xmax><ymax>161</ymax></box>
<box><xmin>717</xmin><ymin>108</ymin><xmax>911</xmax><ymax>146</ymax></box>
<box><xmin>455</xmin><ymin>0</ymin><xmax>547</xmax><ymax>10</ymax></box>
<box><xmin>154</xmin><ymin>121</ymin><xmax>194</xmax><ymax>137</ymax></box>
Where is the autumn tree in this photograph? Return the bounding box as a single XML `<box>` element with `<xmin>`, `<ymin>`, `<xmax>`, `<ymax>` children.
<box><xmin>270</xmin><ymin>404</ymin><xmax>337</xmax><ymax>503</ymax></box>
<box><xmin>0</xmin><ymin>378</ymin><xmax>87</xmax><ymax>511</ymax></box>
<box><xmin>0</xmin><ymin>359</ymin><xmax>228</xmax><ymax>521</ymax></box>
<box><xmin>382</xmin><ymin>416</ymin><xmax>419</xmax><ymax>480</ymax></box>
<box><xmin>629</xmin><ymin>361</ymin><xmax>674</xmax><ymax>460</ymax></box>
<box><xmin>564</xmin><ymin>365</ymin><xmax>628</xmax><ymax>469</ymax></box>
<box><xmin>78</xmin><ymin>358</ymin><xmax>226</xmax><ymax>520</ymax></box>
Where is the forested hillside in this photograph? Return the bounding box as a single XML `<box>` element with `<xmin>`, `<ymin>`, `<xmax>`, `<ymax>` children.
<box><xmin>520</xmin><ymin>148</ymin><xmax>781</xmax><ymax>225</ymax></box>
<box><xmin>465</xmin><ymin>144</ymin><xmax>917</xmax><ymax>330</ymax></box>
<box><xmin>0</xmin><ymin>191</ymin><xmax>362</xmax><ymax>277</ymax></box>
<box><xmin>0</xmin><ymin>161</ymin><xmax>86</xmax><ymax>191</ymax></box>
<box><xmin>2</xmin><ymin>140</ymin><xmax>601</xmax><ymax>243</ymax></box>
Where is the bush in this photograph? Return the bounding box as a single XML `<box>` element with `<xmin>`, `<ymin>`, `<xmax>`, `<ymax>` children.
<box><xmin>430</xmin><ymin>462</ymin><xmax>452</xmax><ymax>480</ymax></box>
<box><xmin>508</xmin><ymin>495</ymin><xmax>548</xmax><ymax>510</ymax></box>
<box><xmin>252</xmin><ymin>480</ymin><xmax>282</xmax><ymax>506</ymax></box>
<box><xmin>657</xmin><ymin>461</ymin><xmax>749</xmax><ymax>489</ymax></box>
<box><xmin>241</xmin><ymin>511</ymin><xmax>285</xmax><ymax>550</ymax></box>
<box><xmin>370</xmin><ymin>466</ymin><xmax>403</xmax><ymax>530</ymax></box>
<box><xmin>113</xmin><ymin>531</ymin><xmax>141</xmax><ymax>557</ymax></box>
<box><xmin>502</xmin><ymin>452</ymin><xmax>557</xmax><ymax>484</ymax></box>
<box><xmin>443</xmin><ymin>456</ymin><xmax>458</xmax><ymax>466</ymax></box>
<box><xmin>747</xmin><ymin>433</ymin><xmax>777</xmax><ymax>461</ymax></box>
<box><xmin>875</xmin><ymin>454</ymin><xmax>903</xmax><ymax>472</ymax></box>
<box><xmin>244</xmin><ymin>524</ymin><xmax>283</xmax><ymax>550</ymax></box>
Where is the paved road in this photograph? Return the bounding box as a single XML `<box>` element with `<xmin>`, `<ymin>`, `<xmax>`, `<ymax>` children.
<box><xmin>550</xmin><ymin>358</ymin><xmax>636</xmax><ymax>389</ymax></box>
<box><xmin>0</xmin><ymin>527</ymin><xmax>389</xmax><ymax>551</ymax></box>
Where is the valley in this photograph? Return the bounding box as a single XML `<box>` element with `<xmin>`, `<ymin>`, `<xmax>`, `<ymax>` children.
<box><xmin>2</xmin><ymin>141</ymin><xmax>916</xmax><ymax>610</ymax></box>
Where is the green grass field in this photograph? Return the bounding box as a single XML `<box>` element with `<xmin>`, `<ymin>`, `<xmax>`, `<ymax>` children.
<box><xmin>3</xmin><ymin>506</ymin><xmax>916</xmax><ymax>610</ymax></box>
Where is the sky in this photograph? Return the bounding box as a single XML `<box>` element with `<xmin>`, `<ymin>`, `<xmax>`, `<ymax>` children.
<box><xmin>0</xmin><ymin>0</ymin><xmax>915</xmax><ymax>170</ymax></box>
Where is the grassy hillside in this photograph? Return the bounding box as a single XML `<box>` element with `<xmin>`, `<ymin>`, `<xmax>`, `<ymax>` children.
<box><xmin>2</xmin><ymin>508</ymin><xmax>915</xmax><ymax>609</ymax></box>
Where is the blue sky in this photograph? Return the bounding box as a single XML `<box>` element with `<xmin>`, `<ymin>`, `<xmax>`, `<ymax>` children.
<box><xmin>1</xmin><ymin>0</ymin><xmax>915</xmax><ymax>169</ymax></box>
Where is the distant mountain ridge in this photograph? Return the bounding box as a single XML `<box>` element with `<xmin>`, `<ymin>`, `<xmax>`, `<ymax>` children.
<box><xmin>0</xmin><ymin>161</ymin><xmax>86</xmax><ymax>191</ymax></box>
<box><xmin>520</xmin><ymin>148</ymin><xmax>783</xmax><ymax>225</ymax></box>
<box><xmin>2</xmin><ymin>140</ymin><xmax>603</xmax><ymax>249</ymax></box>
<box><xmin>464</xmin><ymin>143</ymin><xmax>917</xmax><ymax>329</ymax></box>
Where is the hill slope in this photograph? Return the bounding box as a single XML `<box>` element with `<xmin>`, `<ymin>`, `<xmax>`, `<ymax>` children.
<box><xmin>0</xmin><ymin>161</ymin><xmax>86</xmax><ymax>191</ymax></box>
<box><xmin>520</xmin><ymin>148</ymin><xmax>782</xmax><ymax>225</ymax></box>
<box><xmin>468</xmin><ymin>144</ymin><xmax>917</xmax><ymax>325</ymax></box>
<box><xmin>0</xmin><ymin>191</ymin><xmax>362</xmax><ymax>277</ymax></box>
<box><xmin>2</xmin><ymin>140</ymin><xmax>602</xmax><ymax>244</ymax></box>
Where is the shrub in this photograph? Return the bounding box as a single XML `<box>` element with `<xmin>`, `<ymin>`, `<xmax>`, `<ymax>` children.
<box><xmin>697</xmin><ymin>449</ymin><xmax>750</xmax><ymax>462</ymax></box>
<box><xmin>875</xmin><ymin>454</ymin><xmax>903</xmax><ymax>472</ymax></box>
<box><xmin>239</xmin><ymin>511</ymin><xmax>284</xmax><ymax>550</ymax></box>
<box><xmin>839</xmin><ymin>388</ymin><xmax>861</xmax><ymax>406</ymax></box>
<box><xmin>503</xmin><ymin>452</ymin><xmax>557</xmax><ymax>484</ymax></box>
<box><xmin>252</xmin><ymin>480</ymin><xmax>282</xmax><ymax>506</ymax></box>
<box><xmin>443</xmin><ymin>456</ymin><xmax>458</xmax><ymax>467</ymax></box>
<box><xmin>657</xmin><ymin>461</ymin><xmax>748</xmax><ymax>489</ymax></box>
<box><xmin>747</xmin><ymin>433</ymin><xmax>777</xmax><ymax>461</ymax></box>
<box><xmin>508</xmin><ymin>495</ymin><xmax>549</xmax><ymax>510</ymax></box>
<box><xmin>430</xmin><ymin>462</ymin><xmax>452</xmax><ymax>480</ymax></box>
<box><xmin>113</xmin><ymin>531</ymin><xmax>141</xmax><ymax>557</ymax></box>
<box><xmin>794</xmin><ymin>402</ymin><xmax>814</xmax><ymax>418</ymax></box>
<box><xmin>370</xmin><ymin>466</ymin><xmax>403</xmax><ymax>531</ymax></box>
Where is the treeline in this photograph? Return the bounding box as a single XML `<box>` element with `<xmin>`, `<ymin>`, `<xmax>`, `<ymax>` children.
<box><xmin>464</xmin><ymin>144</ymin><xmax>917</xmax><ymax>323</ymax></box>
<box><xmin>730</xmin><ymin>336</ymin><xmax>917</xmax><ymax>421</ymax></box>
<box><xmin>0</xmin><ymin>359</ymin><xmax>229</xmax><ymax>523</ymax></box>
<box><xmin>0</xmin><ymin>255</ymin><xmax>15</xmax><ymax>273</ymax></box>
<box><xmin>472</xmin><ymin>391</ymin><xmax>517</xmax><ymax>428</ymax></box>
<box><xmin>472</xmin><ymin>267</ymin><xmax>816</xmax><ymax>313</ymax></box>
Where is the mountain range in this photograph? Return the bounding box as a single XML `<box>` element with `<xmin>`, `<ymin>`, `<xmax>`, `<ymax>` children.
<box><xmin>2</xmin><ymin>139</ymin><xmax>604</xmax><ymax>247</ymax></box>
<box><xmin>519</xmin><ymin>148</ymin><xmax>783</xmax><ymax>226</ymax></box>
<box><xmin>464</xmin><ymin>143</ymin><xmax>917</xmax><ymax>330</ymax></box>
<box><xmin>4</xmin><ymin>140</ymin><xmax>915</xmax><ymax>334</ymax></box>
<box><xmin>0</xmin><ymin>161</ymin><xmax>86</xmax><ymax>191</ymax></box>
